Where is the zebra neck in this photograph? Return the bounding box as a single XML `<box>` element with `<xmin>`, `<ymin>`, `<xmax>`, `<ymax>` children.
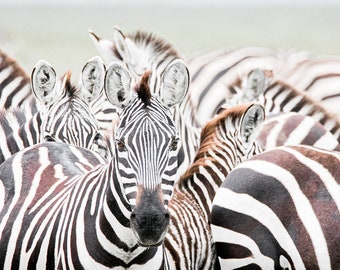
<box><xmin>175</xmin><ymin>148</ymin><xmax>234</xmax><ymax>221</ymax></box>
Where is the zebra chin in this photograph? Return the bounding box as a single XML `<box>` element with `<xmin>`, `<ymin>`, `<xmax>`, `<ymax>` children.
<box><xmin>129</xmin><ymin>187</ymin><xmax>170</xmax><ymax>247</ymax></box>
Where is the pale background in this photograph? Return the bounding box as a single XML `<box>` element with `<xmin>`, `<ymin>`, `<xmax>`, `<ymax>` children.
<box><xmin>1</xmin><ymin>0</ymin><xmax>340</xmax><ymax>80</ymax></box>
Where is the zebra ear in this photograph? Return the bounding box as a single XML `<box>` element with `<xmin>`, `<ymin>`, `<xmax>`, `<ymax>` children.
<box><xmin>244</xmin><ymin>68</ymin><xmax>267</xmax><ymax>99</ymax></box>
<box><xmin>31</xmin><ymin>60</ymin><xmax>57</xmax><ymax>107</ymax></box>
<box><xmin>88</xmin><ymin>30</ymin><xmax>120</xmax><ymax>64</ymax></box>
<box><xmin>159</xmin><ymin>59</ymin><xmax>190</xmax><ymax>107</ymax></box>
<box><xmin>80</xmin><ymin>56</ymin><xmax>106</xmax><ymax>103</ymax></box>
<box><xmin>113</xmin><ymin>26</ymin><xmax>139</xmax><ymax>65</ymax></box>
<box><xmin>104</xmin><ymin>62</ymin><xmax>133</xmax><ymax>108</ymax></box>
<box><xmin>239</xmin><ymin>103</ymin><xmax>265</xmax><ymax>143</ymax></box>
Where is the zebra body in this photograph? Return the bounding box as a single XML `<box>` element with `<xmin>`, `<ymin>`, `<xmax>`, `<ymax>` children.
<box><xmin>164</xmin><ymin>103</ymin><xmax>265</xmax><ymax>269</ymax></box>
<box><xmin>211</xmin><ymin>145</ymin><xmax>340</xmax><ymax>269</ymax></box>
<box><xmin>90</xmin><ymin>28</ymin><xmax>200</xmax><ymax>176</ymax></box>
<box><xmin>0</xmin><ymin>59</ymin><xmax>189</xmax><ymax>269</ymax></box>
<box><xmin>0</xmin><ymin>57</ymin><xmax>108</xmax><ymax>162</ymax></box>
<box><xmin>257</xmin><ymin>112</ymin><xmax>340</xmax><ymax>151</ymax></box>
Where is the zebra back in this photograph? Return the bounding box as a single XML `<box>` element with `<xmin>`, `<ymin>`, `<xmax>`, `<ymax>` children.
<box><xmin>165</xmin><ymin>103</ymin><xmax>265</xmax><ymax>269</ymax></box>
<box><xmin>211</xmin><ymin>145</ymin><xmax>340</xmax><ymax>269</ymax></box>
<box><xmin>257</xmin><ymin>112</ymin><xmax>340</xmax><ymax>151</ymax></box>
<box><xmin>0</xmin><ymin>49</ymin><xmax>31</xmax><ymax>109</ymax></box>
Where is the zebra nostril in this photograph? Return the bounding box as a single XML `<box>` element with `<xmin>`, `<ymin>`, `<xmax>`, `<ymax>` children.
<box><xmin>130</xmin><ymin>212</ymin><xmax>136</xmax><ymax>219</ymax></box>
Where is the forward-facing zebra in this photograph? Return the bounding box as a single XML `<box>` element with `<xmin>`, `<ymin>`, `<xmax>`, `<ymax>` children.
<box><xmin>0</xmin><ymin>49</ymin><xmax>31</xmax><ymax>109</ymax></box>
<box><xmin>0</xmin><ymin>56</ymin><xmax>108</xmax><ymax>162</ymax></box>
<box><xmin>164</xmin><ymin>103</ymin><xmax>265</xmax><ymax>269</ymax></box>
<box><xmin>211</xmin><ymin>145</ymin><xmax>340</xmax><ymax>269</ymax></box>
<box><xmin>90</xmin><ymin>27</ymin><xmax>200</xmax><ymax>176</ymax></box>
<box><xmin>0</xmin><ymin>59</ymin><xmax>189</xmax><ymax>269</ymax></box>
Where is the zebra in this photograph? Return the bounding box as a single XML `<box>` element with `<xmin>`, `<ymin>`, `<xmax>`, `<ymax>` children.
<box><xmin>211</xmin><ymin>144</ymin><xmax>340</xmax><ymax>269</ymax></box>
<box><xmin>227</xmin><ymin>68</ymin><xmax>340</xmax><ymax>143</ymax></box>
<box><xmin>90</xmin><ymin>27</ymin><xmax>200</xmax><ymax>176</ymax></box>
<box><xmin>257</xmin><ymin>112</ymin><xmax>340</xmax><ymax>151</ymax></box>
<box><xmin>0</xmin><ymin>56</ymin><xmax>108</xmax><ymax>162</ymax></box>
<box><xmin>0</xmin><ymin>58</ymin><xmax>189</xmax><ymax>269</ymax></box>
<box><xmin>164</xmin><ymin>103</ymin><xmax>265</xmax><ymax>269</ymax></box>
<box><xmin>0</xmin><ymin>49</ymin><xmax>31</xmax><ymax>110</ymax></box>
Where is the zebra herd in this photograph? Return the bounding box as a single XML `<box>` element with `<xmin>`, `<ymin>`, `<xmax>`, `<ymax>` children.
<box><xmin>0</xmin><ymin>26</ymin><xmax>339</xmax><ymax>269</ymax></box>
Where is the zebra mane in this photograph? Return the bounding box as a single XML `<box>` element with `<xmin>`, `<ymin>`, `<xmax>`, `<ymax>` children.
<box><xmin>130</xmin><ymin>31</ymin><xmax>179</xmax><ymax>58</ymax></box>
<box><xmin>135</xmin><ymin>70</ymin><xmax>151</xmax><ymax>106</ymax></box>
<box><xmin>178</xmin><ymin>103</ymin><xmax>251</xmax><ymax>182</ymax></box>
<box><xmin>60</xmin><ymin>71</ymin><xmax>78</xmax><ymax>98</ymax></box>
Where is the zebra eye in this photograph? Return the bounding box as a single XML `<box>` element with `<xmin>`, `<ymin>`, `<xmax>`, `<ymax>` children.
<box><xmin>170</xmin><ymin>137</ymin><xmax>179</xmax><ymax>151</ymax></box>
<box><xmin>44</xmin><ymin>135</ymin><xmax>55</xmax><ymax>142</ymax></box>
<box><xmin>93</xmin><ymin>133</ymin><xmax>101</xmax><ymax>144</ymax></box>
<box><xmin>116</xmin><ymin>138</ymin><xmax>126</xmax><ymax>152</ymax></box>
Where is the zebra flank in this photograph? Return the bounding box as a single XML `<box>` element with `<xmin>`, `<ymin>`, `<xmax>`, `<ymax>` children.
<box><xmin>165</xmin><ymin>103</ymin><xmax>265</xmax><ymax>269</ymax></box>
<box><xmin>211</xmin><ymin>145</ymin><xmax>340</xmax><ymax>269</ymax></box>
<box><xmin>0</xmin><ymin>50</ymin><xmax>31</xmax><ymax>109</ymax></box>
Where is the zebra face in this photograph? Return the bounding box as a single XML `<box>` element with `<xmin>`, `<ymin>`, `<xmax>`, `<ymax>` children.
<box><xmin>105</xmin><ymin>59</ymin><xmax>189</xmax><ymax>247</ymax></box>
<box><xmin>114</xmin><ymin>96</ymin><xmax>179</xmax><ymax>246</ymax></box>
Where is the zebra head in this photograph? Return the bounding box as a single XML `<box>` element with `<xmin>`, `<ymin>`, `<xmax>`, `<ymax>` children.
<box><xmin>104</xmin><ymin>59</ymin><xmax>189</xmax><ymax>247</ymax></box>
<box><xmin>31</xmin><ymin>57</ymin><xmax>107</xmax><ymax>157</ymax></box>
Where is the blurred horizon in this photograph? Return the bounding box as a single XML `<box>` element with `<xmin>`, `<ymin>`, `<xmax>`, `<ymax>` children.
<box><xmin>1</xmin><ymin>3</ymin><xmax>340</xmax><ymax>80</ymax></box>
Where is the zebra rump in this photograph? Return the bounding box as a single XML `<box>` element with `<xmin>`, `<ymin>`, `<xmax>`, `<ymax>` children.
<box><xmin>211</xmin><ymin>145</ymin><xmax>340</xmax><ymax>269</ymax></box>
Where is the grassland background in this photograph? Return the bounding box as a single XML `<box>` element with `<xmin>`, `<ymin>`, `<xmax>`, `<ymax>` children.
<box><xmin>1</xmin><ymin>5</ymin><xmax>340</xmax><ymax>80</ymax></box>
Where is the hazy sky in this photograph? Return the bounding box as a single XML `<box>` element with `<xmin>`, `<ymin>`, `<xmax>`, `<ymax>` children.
<box><xmin>2</xmin><ymin>0</ymin><xmax>340</xmax><ymax>6</ymax></box>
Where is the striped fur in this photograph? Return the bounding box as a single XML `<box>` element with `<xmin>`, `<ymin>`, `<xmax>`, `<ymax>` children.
<box><xmin>228</xmin><ymin>69</ymin><xmax>340</xmax><ymax>143</ymax></box>
<box><xmin>0</xmin><ymin>49</ymin><xmax>31</xmax><ymax>109</ymax></box>
<box><xmin>0</xmin><ymin>61</ymin><xmax>186</xmax><ymax>269</ymax></box>
<box><xmin>90</xmin><ymin>28</ymin><xmax>200</xmax><ymax>176</ymax></box>
<box><xmin>164</xmin><ymin>103</ymin><xmax>265</xmax><ymax>269</ymax></box>
<box><xmin>211</xmin><ymin>145</ymin><xmax>340</xmax><ymax>269</ymax></box>
<box><xmin>257</xmin><ymin>112</ymin><xmax>340</xmax><ymax>151</ymax></box>
<box><xmin>0</xmin><ymin>58</ymin><xmax>108</xmax><ymax>163</ymax></box>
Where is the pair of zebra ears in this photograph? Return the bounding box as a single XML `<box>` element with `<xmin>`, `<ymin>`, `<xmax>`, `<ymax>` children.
<box><xmin>104</xmin><ymin>59</ymin><xmax>190</xmax><ymax>108</ymax></box>
<box><xmin>31</xmin><ymin>56</ymin><xmax>105</xmax><ymax>107</ymax></box>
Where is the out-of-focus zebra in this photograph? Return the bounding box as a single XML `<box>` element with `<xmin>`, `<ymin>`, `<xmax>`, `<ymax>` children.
<box><xmin>186</xmin><ymin>47</ymin><xmax>300</xmax><ymax>126</ymax></box>
<box><xmin>0</xmin><ymin>56</ymin><xmax>108</xmax><ymax>162</ymax></box>
<box><xmin>0</xmin><ymin>59</ymin><xmax>189</xmax><ymax>269</ymax></box>
<box><xmin>164</xmin><ymin>103</ymin><xmax>265</xmax><ymax>269</ymax></box>
<box><xmin>257</xmin><ymin>112</ymin><xmax>340</xmax><ymax>151</ymax></box>
<box><xmin>90</xmin><ymin>27</ymin><xmax>200</xmax><ymax>176</ymax></box>
<box><xmin>228</xmin><ymin>68</ymin><xmax>340</xmax><ymax>143</ymax></box>
<box><xmin>211</xmin><ymin>145</ymin><xmax>340</xmax><ymax>269</ymax></box>
<box><xmin>0</xmin><ymin>49</ymin><xmax>31</xmax><ymax>109</ymax></box>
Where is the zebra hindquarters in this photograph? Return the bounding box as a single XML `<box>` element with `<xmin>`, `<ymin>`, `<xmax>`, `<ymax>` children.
<box><xmin>211</xmin><ymin>145</ymin><xmax>340</xmax><ymax>270</ymax></box>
